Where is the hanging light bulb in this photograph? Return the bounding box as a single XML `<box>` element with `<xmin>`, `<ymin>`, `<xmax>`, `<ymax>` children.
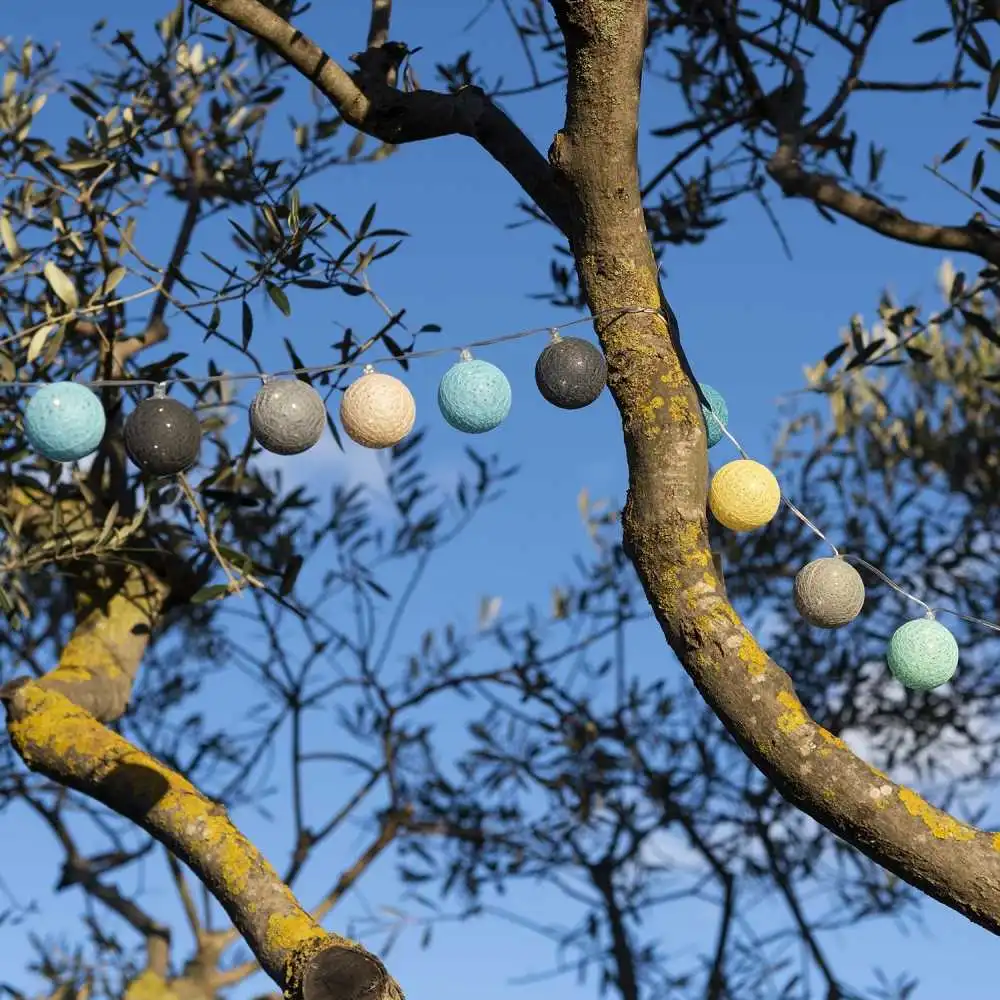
<box><xmin>793</xmin><ymin>556</ymin><xmax>865</xmax><ymax>628</ymax></box>
<box><xmin>709</xmin><ymin>459</ymin><xmax>781</xmax><ymax>532</ymax></box>
<box><xmin>124</xmin><ymin>385</ymin><xmax>201</xmax><ymax>475</ymax></box>
<box><xmin>340</xmin><ymin>365</ymin><xmax>416</xmax><ymax>449</ymax></box>
<box><xmin>887</xmin><ymin>615</ymin><xmax>959</xmax><ymax>691</ymax></box>
<box><xmin>249</xmin><ymin>377</ymin><xmax>326</xmax><ymax>455</ymax></box>
<box><xmin>24</xmin><ymin>381</ymin><xmax>106</xmax><ymax>462</ymax></box>
<box><xmin>438</xmin><ymin>351</ymin><xmax>511</xmax><ymax>434</ymax></box>
<box><xmin>534</xmin><ymin>331</ymin><xmax>607</xmax><ymax>409</ymax></box>
<box><xmin>699</xmin><ymin>383</ymin><xmax>728</xmax><ymax>449</ymax></box>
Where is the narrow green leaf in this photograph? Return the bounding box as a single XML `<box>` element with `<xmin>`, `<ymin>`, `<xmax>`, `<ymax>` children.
<box><xmin>43</xmin><ymin>261</ymin><xmax>79</xmax><ymax>308</ymax></box>
<box><xmin>963</xmin><ymin>308</ymin><xmax>1000</xmax><ymax>346</ymax></box>
<box><xmin>0</xmin><ymin>215</ymin><xmax>20</xmax><ymax>259</ymax></box>
<box><xmin>26</xmin><ymin>323</ymin><xmax>56</xmax><ymax>363</ymax></box>
<box><xmin>357</xmin><ymin>203</ymin><xmax>376</xmax><ymax>239</ymax></box>
<box><xmin>241</xmin><ymin>301</ymin><xmax>254</xmax><ymax>350</ymax></box>
<box><xmin>972</xmin><ymin>149</ymin><xmax>985</xmax><ymax>190</ymax></box>
<box><xmin>266</xmin><ymin>282</ymin><xmax>291</xmax><ymax>317</ymax></box>
<box><xmin>189</xmin><ymin>584</ymin><xmax>231</xmax><ymax>605</ymax></box>
<box><xmin>940</xmin><ymin>137</ymin><xmax>968</xmax><ymax>164</ymax></box>
<box><xmin>100</xmin><ymin>265</ymin><xmax>127</xmax><ymax>298</ymax></box>
<box><xmin>284</xmin><ymin>337</ymin><xmax>310</xmax><ymax>383</ymax></box>
<box><xmin>989</xmin><ymin>61</ymin><xmax>1000</xmax><ymax>110</ymax></box>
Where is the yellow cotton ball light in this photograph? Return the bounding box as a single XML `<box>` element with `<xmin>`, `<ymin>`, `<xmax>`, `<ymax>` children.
<box><xmin>340</xmin><ymin>367</ymin><xmax>416</xmax><ymax>449</ymax></box>
<box><xmin>709</xmin><ymin>459</ymin><xmax>781</xmax><ymax>532</ymax></box>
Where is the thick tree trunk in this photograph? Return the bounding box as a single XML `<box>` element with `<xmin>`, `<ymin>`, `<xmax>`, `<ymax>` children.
<box><xmin>547</xmin><ymin>0</ymin><xmax>1000</xmax><ymax>937</ymax></box>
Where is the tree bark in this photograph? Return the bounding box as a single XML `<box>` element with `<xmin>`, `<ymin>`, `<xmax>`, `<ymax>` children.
<box><xmin>546</xmin><ymin>0</ymin><xmax>1000</xmax><ymax>937</ymax></box>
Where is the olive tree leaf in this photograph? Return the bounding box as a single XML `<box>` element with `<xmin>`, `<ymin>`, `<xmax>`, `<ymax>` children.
<box><xmin>43</xmin><ymin>261</ymin><xmax>79</xmax><ymax>308</ymax></box>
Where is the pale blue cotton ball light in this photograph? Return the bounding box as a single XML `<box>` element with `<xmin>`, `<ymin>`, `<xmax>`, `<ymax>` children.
<box><xmin>699</xmin><ymin>383</ymin><xmax>728</xmax><ymax>448</ymax></box>
<box><xmin>438</xmin><ymin>356</ymin><xmax>512</xmax><ymax>434</ymax></box>
<box><xmin>887</xmin><ymin>617</ymin><xmax>959</xmax><ymax>691</ymax></box>
<box><xmin>24</xmin><ymin>381</ymin><xmax>106</xmax><ymax>462</ymax></box>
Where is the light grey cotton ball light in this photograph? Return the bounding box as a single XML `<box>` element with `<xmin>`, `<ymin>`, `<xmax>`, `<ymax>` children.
<box><xmin>249</xmin><ymin>378</ymin><xmax>326</xmax><ymax>455</ymax></box>
<box><xmin>793</xmin><ymin>557</ymin><xmax>866</xmax><ymax>629</ymax></box>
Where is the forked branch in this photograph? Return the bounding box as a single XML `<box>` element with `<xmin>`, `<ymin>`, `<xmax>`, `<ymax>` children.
<box><xmin>191</xmin><ymin>0</ymin><xmax>573</xmax><ymax>234</ymax></box>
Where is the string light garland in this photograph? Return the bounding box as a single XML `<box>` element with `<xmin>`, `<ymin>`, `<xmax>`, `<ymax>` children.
<box><xmin>710</xmin><ymin>418</ymin><xmax>1000</xmax><ymax>691</ymax></box>
<box><xmin>4</xmin><ymin>303</ymin><xmax>1000</xmax><ymax>693</ymax></box>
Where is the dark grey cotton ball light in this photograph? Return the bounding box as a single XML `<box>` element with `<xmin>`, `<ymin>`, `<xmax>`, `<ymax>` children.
<box><xmin>124</xmin><ymin>396</ymin><xmax>202</xmax><ymax>476</ymax></box>
<box><xmin>793</xmin><ymin>557</ymin><xmax>866</xmax><ymax>629</ymax></box>
<box><xmin>249</xmin><ymin>378</ymin><xmax>326</xmax><ymax>455</ymax></box>
<box><xmin>535</xmin><ymin>336</ymin><xmax>607</xmax><ymax>409</ymax></box>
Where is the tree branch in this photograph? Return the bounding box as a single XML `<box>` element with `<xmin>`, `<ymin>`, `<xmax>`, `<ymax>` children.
<box><xmin>190</xmin><ymin>0</ymin><xmax>573</xmax><ymax>234</ymax></box>
<box><xmin>2</xmin><ymin>682</ymin><xmax>403</xmax><ymax>1000</ymax></box>
<box><xmin>24</xmin><ymin>792</ymin><xmax>171</xmax><ymax>976</ymax></box>
<box><xmin>547</xmin><ymin>0</ymin><xmax>1000</xmax><ymax>942</ymax></box>
<box><xmin>0</xmin><ymin>564</ymin><xmax>169</xmax><ymax>723</ymax></box>
<box><xmin>767</xmin><ymin>146</ymin><xmax>1000</xmax><ymax>265</ymax></box>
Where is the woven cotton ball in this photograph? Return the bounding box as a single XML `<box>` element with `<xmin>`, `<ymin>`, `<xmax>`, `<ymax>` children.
<box><xmin>887</xmin><ymin>617</ymin><xmax>959</xmax><ymax>691</ymax></box>
<box><xmin>699</xmin><ymin>383</ymin><xmax>728</xmax><ymax>449</ymax></box>
<box><xmin>438</xmin><ymin>358</ymin><xmax>511</xmax><ymax>434</ymax></box>
<box><xmin>535</xmin><ymin>337</ymin><xmax>607</xmax><ymax>409</ymax></box>
<box><xmin>124</xmin><ymin>397</ymin><xmax>201</xmax><ymax>476</ymax></box>
<box><xmin>340</xmin><ymin>370</ymin><xmax>416</xmax><ymax>449</ymax></box>
<box><xmin>709</xmin><ymin>459</ymin><xmax>781</xmax><ymax>532</ymax></box>
<box><xmin>250</xmin><ymin>379</ymin><xmax>325</xmax><ymax>455</ymax></box>
<box><xmin>794</xmin><ymin>557</ymin><xmax>865</xmax><ymax>629</ymax></box>
<box><xmin>24</xmin><ymin>382</ymin><xmax>105</xmax><ymax>462</ymax></box>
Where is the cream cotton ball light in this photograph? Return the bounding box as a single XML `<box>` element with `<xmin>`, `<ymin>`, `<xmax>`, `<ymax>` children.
<box><xmin>340</xmin><ymin>366</ymin><xmax>416</xmax><ymax>449</ymax></box>
<box><xmin>794</xmin><ymin>557</ymin><xmax>865</xmax><ymax>629</ymax></box>
<box><xmin>709</xmin><ymin>459</ymin><xmax>781</xmax><ymax>532</ymax></box>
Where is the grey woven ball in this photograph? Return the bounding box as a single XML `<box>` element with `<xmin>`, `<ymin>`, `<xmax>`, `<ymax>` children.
<box><xmin>249</xmin><ymin>379</ymin><xmax>326</xmax><ymax>455</ymax></box>
<box><xmin>535</xmin><ymin>337</ymin><xmax>607</xmax><ymax>409</ymax></box>
<box><xmin>793</xmin><ymin>557</ymin><xmax>866</xmax><ymax>629</ymax></box>
<box><xmin>124</xmin><ymin>397</ymin><xmax>201</xmax><ymax>476</ymax></box>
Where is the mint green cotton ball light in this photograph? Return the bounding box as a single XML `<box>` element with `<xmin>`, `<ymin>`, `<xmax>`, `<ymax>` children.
<box><xmin>438</xmin><ymin>357</ymin><xmax>512</xmax><ymax>434</ymax></box>
<box><xmin>887</xmin><ymin>617</ymin><xmax>959</xmax><ymax>691</ymax></box>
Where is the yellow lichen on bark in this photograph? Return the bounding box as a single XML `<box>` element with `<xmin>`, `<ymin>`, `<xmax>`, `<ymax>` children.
<box><xmin>35</xmin><ymin>565</ymin><xmax>169</xmax><ymax>722</ymax></box>
<box><xmin>898</xmin><ymin>788</ymin><xmax>977</xmax><ymax>841</ymax></box>
<box><xmin>125</xmin><ymin>970</ymin><xmax>181</xmax><ymax>1000</ymax></box>
<box><xmin>737</xmin><ymin>634</ymin><xmax>768</xmax><ymax>676</ymax></box>
<box><xmin>775</xmin><ymin>691</ymin><xmax>808</xmax><ymax>734</ymax></box>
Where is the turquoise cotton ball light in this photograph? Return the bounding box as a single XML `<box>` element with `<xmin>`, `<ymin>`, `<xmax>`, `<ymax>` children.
<box><xmin>438</xmin><ymin>356</ymin><xmax>511</xmax><ymax>433</ymax></box>
<box><xmin>24</xmin><ymin>382</ymin><xmax>106</xmax><ymax>462</ymax></box>
<box><xmin>699</xmin><ymin>383</ymin><xmax>728</xmax><ymax>448</ymax></box>
<box><xmin>887</xmin><ymin>617</ymin><xmax>959</xmax><ymax>691</ymax></box>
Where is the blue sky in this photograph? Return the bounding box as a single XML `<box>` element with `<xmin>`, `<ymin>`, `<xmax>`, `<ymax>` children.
<box><xmin>2</xmin><ymin>2</ymin><xmax>997</xmax><ymax>998</ymax></box>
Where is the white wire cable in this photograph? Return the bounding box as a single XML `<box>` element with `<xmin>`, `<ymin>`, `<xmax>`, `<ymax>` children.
<box><xmin>0</xmin><ymin>307</ymin><xmax>660</xmax><ymax>390</ymax></box>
